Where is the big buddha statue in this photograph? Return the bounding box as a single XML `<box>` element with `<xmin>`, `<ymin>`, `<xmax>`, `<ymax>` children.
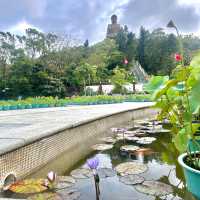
<box><xmin>106</xmin><ymin>14</ymin><xmax>122</xmax><ymax>38</ymax></box>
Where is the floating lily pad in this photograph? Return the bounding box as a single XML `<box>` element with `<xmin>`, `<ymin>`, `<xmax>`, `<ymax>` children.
<box><xmin>116</xmin><ymin>136</ymin><xmax>124</xmax><ymax>141</ymax></box>
<box><xmin>137</xmin><ymin>137</ymin><xmax>156</xmax><ymax>145</ymax></box>
<box><xmin>8</xmin><ymin>179</ymin><xmax>47</xmax><ymax>194</ymax></box>
<box><xmin>139</xmin><ymin>126</ymin><xmax>151</xmax><ymax>131</ymax></box>
<box><xmin>135</xmin><ymin>148</ymin><xmax>153</xmax><ymax>154</ymax></box>
<box><xmin>28</xmin><ymin>188</ymin><xmax>80</xmax><ymax>200</ymax></box>
<box><xmin>125</xmin><ymin>136</ymin><xmax>140</xmax><ymax>141</ymax></box>
<box><xmin>115</xmin><ymin>162</ymin><xmax>148</xmax><ymax>176</ymax></box>
<box><xmin>91</xmin><ymin>144</ymin><xmax>113</xmax><ymax>151</ymax></box>
<box><xmin>135</xmin><ymin>132</ymin><xmax>147</xmax><ymax>137</ymax></box>
<box><xmin>100</xmin><ymin>137</ymin><xmax>116</xmax><ymax>144</ymax></box>
<box><xmin>55</xmin><ymin>176</ymin><xmax>76</xmax><ymax>190</ymax></box>
<box><xmin>57</xmin><ymin>188</ymin><xmax>81</xmax><ymax>200</ymax></box>
<box><xmin>97</xmin><ymin>168</ymin><xmax>116</xmax><ymax>178</ymax></box>
<box><xmin>159</xmin><ymin>129</ymin><xmax>171</xmax><ymax>133</ymax></box>
<box><xmin>58</xmin><ymin>176</ymin><xmax>76</xmax><ymax>184</ymax></box>
<box><xmin>124</xmin><ymin>131</ymin><xmax>136</xmax><ymax>136</ymax></box>
<box><xmin>135</xmin><ymin>181</ymin><xmax>173</xmax><ymax>196</ymax></box>
<box><xmin>70</xmin><ymin>168</ymin><xmax>93</xmax><ymax>179</ymax></box>
<box><xmin>119</xmin><ymin>175</ymin><xmax>144</xmax><ymax>185</ymax></box>
<box><xmin>136</xmin><ymin>120</ymin><xmax>150</xmax><ymax>126</ymax></box>
<box><xmin>120</xmin><ymin>145</ymin><xmax>140</xmax><ymax>152</ymax></box>
<box><xmin>28</xmin><ymin>192</ymin><xmax>61</xmax><ymax>200</ymax></box>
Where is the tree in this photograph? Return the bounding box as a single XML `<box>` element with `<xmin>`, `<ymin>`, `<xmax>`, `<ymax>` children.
<box><xmin>84</xmin><ymin>39</ymin><xmax>89</xmax><ymax>48</ymax></box>
<box><xmin>111</xmin><ymin>67</ymin><xmax>129</xmax><ymax>94</ymax></box>
<box><xmin>137</xmin><ymin>26</ymin><xmax>149</xmax><ymax>71</ymax></box>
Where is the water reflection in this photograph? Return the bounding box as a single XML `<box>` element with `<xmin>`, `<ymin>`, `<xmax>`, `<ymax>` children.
<box><xmin>71</xmin><ymin>132</ymin><xmax>196</xmax><ymax>200</ymax></box>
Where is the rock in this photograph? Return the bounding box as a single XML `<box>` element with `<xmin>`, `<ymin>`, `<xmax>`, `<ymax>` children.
<box><xmin>97</xmin><ymin>168</ymin><xmax>116</xmax><ymax>178</ymax></box>
<box><xmin>136</xmin><ymin>137</ymin><xmax>156</xmax><ymax>145</ymax></box>
<box><xmin>70</xmin><ymin>168</ymin><xmax>93</xmax><ymax>179</ymax></box>
<box><xmin>91</xmin><ymin>144</ymin><xmax>113</xmax><ymax>151</ymax></box>
<box><xmin>119</xmin><ymin>175</ymin><xmax>144</xmax><ymax>185</ymax></box>
<box><xmin>120</xmin><ymin>145</ymin><xmax>140</xmax><ymax>152</ymax></box>
<box><xmin>135</xmin><ymin>181</ymin><xmax>173</xmax><ymax>196</ymax></box>
<box><xmin>115</xmin><ymin>162</ymin><xmax>148</xmax><ymax>176</ymax></box>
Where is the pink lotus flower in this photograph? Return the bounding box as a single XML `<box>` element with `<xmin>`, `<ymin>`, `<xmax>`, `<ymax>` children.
<box><xmin>47</xmin><ymin>171</ymin><xmax>57</xmax><ymax>183</ymax></box>
<box><xmin>124</xmin><ymin>58</ymin><xmax>128</xmax><ymax>65</ymax></box>
<box><xmin>174</xmin><ymin>53</ymin><xmax>182</xmax><ymax>62</ymax></box>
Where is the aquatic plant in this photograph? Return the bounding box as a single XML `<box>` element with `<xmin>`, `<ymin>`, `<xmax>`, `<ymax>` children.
<box><xmin>154</xmin><ymin>47</ymin><xmax>200</xmax><ymax>169</ymax></box>
<box><xmin>86</xmin><ymin>157</ymin><xmax>100</xmax><ymax>200</ymax></box>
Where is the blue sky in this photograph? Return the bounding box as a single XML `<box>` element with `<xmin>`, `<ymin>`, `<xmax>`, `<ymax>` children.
<box><xmin>0</xmin><ymin>0</ymin><xmax>200</xmax><ymax>43</ymax></box>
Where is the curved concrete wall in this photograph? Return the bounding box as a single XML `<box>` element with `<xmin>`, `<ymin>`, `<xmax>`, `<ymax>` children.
<box><xmin>0</xmin><ymin>106</ymin><xmax>156</xmax><ymax>185</ymax></box>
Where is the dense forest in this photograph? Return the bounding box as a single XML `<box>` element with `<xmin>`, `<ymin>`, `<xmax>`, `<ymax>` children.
<box><xmin>0</xmin><ymin>26</ymin><xmax>200</xmax><ymax>99</ymax></box>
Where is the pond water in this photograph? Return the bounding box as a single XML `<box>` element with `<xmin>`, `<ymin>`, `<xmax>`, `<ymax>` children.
<box><xmin>1</xmin><ymin>119</ymin><xmax>197</xmax><ymax>200</ymax></box>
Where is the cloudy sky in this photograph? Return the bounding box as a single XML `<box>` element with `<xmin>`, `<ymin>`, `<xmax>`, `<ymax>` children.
<box><xmin>0</xmin><ymin>0</ymin><xmax>200</xmax><ymax>43</ymax></box>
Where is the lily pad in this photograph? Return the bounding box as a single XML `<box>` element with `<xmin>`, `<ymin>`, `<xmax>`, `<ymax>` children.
<box><xmin>125</xmin><ymin>136</ymin><xmax>140</xmax><ymax>141</ymax></box>
<box><xmin>135</xmin><ymin>148</ymin><xmax>153</xmax><ymax>154</ymax></box>
<box><xmin>137</xmin><ymin>137</ymin><xmax>156</xmax><ymax>145</ymax></box>
<box><xmin>91</xmin><ymin>144</ymin><xmax>113</xmax><ymax>151</ymax></box>
<box><xmin>119</xmin><ymin>175</ymin><xmax>145</xmax><ymax>185</ymax></box>
<box><xmin>100</xmin><ymin>137</ymin><xmax>116</xmax><ymax>144</ymax></box>
<box><xmin>120</xmin><ymin>145</ymin><xmax>140</xmax><ymax>152</ymax></box>
<box><xmin>70</xmin><ymin>168</ymin><xmax>93</xmax><ymax>179</ymax></box>
<box><xmin>136</xmin><ymin>120</ymin><xmax>150</xmax><ymax>126</ymax></box>
<box><xmin>159</xmin><ymin>129</ymin><xmax>171</xmax><ymax>133</ymax></box>
<box><xmin>124</xmin><ymin>131</ymin><xmax>136</xmax><ymax>136</ymax></box>
<box><xmin>28</xmin><ymin>188</ymin><xmax>80</xmax><ymax>200</ymax></box>
<box><xmin>8</xmin><ymin>179</ymin><xmax>47</xmax><ymax>194</ymax></box>
<box><xmin>135</xmin><ymin>181</ymin><xmax>173</xmax><ymax>196</ymax></box>
<box><xmin>57</xmin><ymin>188</ymin><xmax>81</xmax><ymax>200</ymax></box>
<box><xmin>28</xmin><ymin>192</ymin><xmax>61</xmax><ymax>200</ymax></box>
<box><xmin>135</xmin><ymin>132</ymin><xmax>147</xmax><ymax>137</ymax></box>
<box><xmin>55</xmin><ymin>176</ymin><xmax>76</xmax><ymax>190</ymax></box>
<box><xmin>97</xmin><ymin>168</ymin><xmax>116</xmax><ymax>178</ymax></box>
<box><xmin>58</xmin><ymin>176</ymin><xmax>76</xmax><ymax>184</ymax></box>
<box><xmin>115</xmin><ymin>162</ymin><xmax>148</xmax><ymax>176</ymax></box>
<box><xmin>139</xmin><ymin>126</ymin><xmax>151</xmax><ymax>131</ymax></box>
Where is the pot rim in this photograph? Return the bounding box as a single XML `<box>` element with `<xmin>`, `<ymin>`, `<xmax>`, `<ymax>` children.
<box><xmin>178</xmin><ymin>152</ymin><xmax>200</xmax><ymax>175</ymax></box>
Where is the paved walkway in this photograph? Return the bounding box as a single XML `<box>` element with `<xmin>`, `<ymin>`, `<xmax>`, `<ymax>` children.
<box><xmin>0</xmin><ymin>102</ymin><xmax>154</xmax><ymax>155</ymax></box>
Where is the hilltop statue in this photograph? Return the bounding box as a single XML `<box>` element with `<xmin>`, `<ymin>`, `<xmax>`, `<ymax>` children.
<box><xmin>106</xmin><ymin>15</ymin><xmax>122</xmax><ymax>38</ymax></box>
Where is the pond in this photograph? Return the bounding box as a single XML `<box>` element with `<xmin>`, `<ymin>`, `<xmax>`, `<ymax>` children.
<box><xmin>1</xmin><ymin>119</ymin><xmax>197</xmax><ymax>200</ymax></box>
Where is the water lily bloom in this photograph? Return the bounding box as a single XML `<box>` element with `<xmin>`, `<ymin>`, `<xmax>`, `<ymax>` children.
<box><xmin>47</xmin><ymin>171</ymin><xmax>57</xmax><ymax>183</ymax></box>
<box><xmin>87</xmin><ymin>157</ymin><xmax>99</xmax><ymax>170</ymax></box>
<box><xmin>174</xmin><ymin>53</ymin><xmax>182</xmax><ymax>62</ymax></box>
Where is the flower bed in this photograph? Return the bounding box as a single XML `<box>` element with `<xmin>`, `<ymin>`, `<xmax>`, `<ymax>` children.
<box><xmin>0</xmin><ymin>95</ymin><xmax>151</xmax><ymax>111</ymax></box>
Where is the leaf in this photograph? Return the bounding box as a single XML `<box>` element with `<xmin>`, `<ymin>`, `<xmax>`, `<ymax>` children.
<box><xmin>173</xmin><ymin>129</ymin><xmax>188</xmax><ymax>152</ymax></box>
<box><xmin>154</xmin><ymin>79</ymin><xmax>178</xmax><ymax>100</ymax></box>
<box><xmin>9</xmin><ymin>179</ymin><xmax>48</xmax><ymax>194</ymax></box>
<box><xmin>144</xmin><ymin>76</ymin><xmax>169</xmax><ymax>94</ymax></box>
<box><xmin>28</xmin><ymin>192</ymin><xmax>62</xmax><ymax>200</ymax></box>
<box><xmin>189</xmin><ymin>82</ymin><xmax>200</xmax><ymax>113</ymax></box>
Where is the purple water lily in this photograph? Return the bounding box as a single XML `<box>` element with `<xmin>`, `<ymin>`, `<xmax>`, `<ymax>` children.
<box><xmin>87</xmin><ymin>157</ymin><xmax>99</xmax><ymax>170</ymax></box>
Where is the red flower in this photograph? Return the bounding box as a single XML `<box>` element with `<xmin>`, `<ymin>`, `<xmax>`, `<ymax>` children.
<box><xmin>124</xmin><ymin>58</ymin><xmax>128</xmax><ymax>65</ymax></box>
<box><xmin>174</xmin><ymin>53</ymin><xmax>182</xmax><ymax>62</ymax></box>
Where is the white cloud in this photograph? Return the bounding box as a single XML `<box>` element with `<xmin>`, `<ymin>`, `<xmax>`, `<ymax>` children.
<box><xmin>6</xmin><ymin>20</ymin><xmax>42</xmax><ymax>35</ymax></box>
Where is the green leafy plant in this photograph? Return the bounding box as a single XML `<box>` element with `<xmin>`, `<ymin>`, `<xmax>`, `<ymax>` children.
<box><xmin>143</xmin><ymin>76</ymin><xmax>169</xmax><ymax>94</ymax></box>
<box><xmin>154</xmin><ymin>52</ymin><xmax>200</xmax><ymax>170</ymax></box>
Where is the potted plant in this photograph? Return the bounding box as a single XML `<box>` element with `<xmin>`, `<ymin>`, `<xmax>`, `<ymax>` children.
<box><xmin>154</xmin><ymin>51</ymin><xmax>200</xmax><ymax>199</ymax></box>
